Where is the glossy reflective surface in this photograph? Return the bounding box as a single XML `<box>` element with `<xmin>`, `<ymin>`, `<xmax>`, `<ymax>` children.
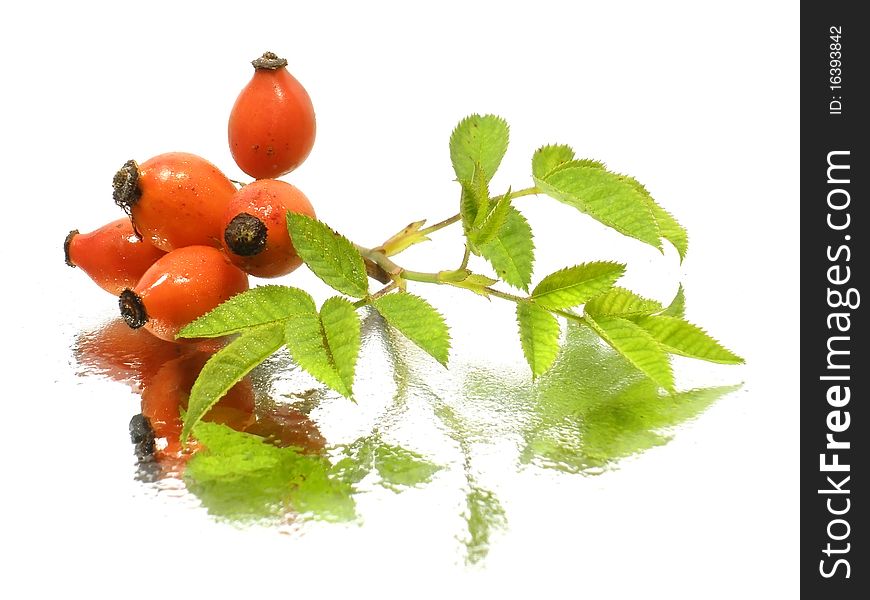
<box><xmin>67</xmin><ymin>302</ymin><xmax>741</xmax><ymax>566</ymax></box>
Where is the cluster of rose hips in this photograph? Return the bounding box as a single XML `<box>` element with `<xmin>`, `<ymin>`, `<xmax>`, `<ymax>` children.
<box><xmin>65</xmin><ymin>52</ymin><xmax>316</xmax><ymax>343</ymax></box>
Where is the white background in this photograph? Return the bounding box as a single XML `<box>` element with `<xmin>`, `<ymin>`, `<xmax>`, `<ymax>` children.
<box><xmin>1</xmin><ymin>1</ymin><xmax>798</xmax><ymax>598</ymax></box>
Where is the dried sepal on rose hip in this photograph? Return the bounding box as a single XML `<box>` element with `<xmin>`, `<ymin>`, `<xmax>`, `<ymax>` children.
<box><xmin>65</xmin><ymin>218</ymin><xmax>166</xmax><ymax>295</ymax></box>
<box><xmin>222</xmin><ymin>179</ymin><xmax>316</xmax><ymax>278</ymax></box>
<box><xmin>228</xmin><ymin>51</ymin><xmax>316</xmax><ymax>179</ymax></box>
<box><xmin>112</xmin><ymin>152</ymin><xmax>237</xmax><ymax>252</ymax></box>
<box><xmin>119</xmin><ymin>245</ymin><xmax>249</xmax><ymax>342</ymax></box>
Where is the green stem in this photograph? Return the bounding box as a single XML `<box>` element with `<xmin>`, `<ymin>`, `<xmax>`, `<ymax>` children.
<box><xmin>418</xmin><ymin>214</ymin><xmax>462</xmax><ymax>236</ymax></box>
<box><xmin>354</xmin><ymin>281</ymin><xmax>398</xmax><ymax>307</ymax></box>
<box><xmin>458</xmin><ymin>245</ymin><xmax>471</xmax><ymax>270</ymax></box>
<box><xmin>356</xmin><ymin>244</ymin><xmax>403</xmax><ymax>278</ymax></box>
<box><xmin>402</xmin><ymin>270</ymin><xmax>441</xmax><ymax>284</ymax></box>
<box><xmin>483</xmin><ymin>287</ymin><xmax>527</xmax><ymax>303</ymax></box>
<box><xmin>483</xmin><ymin>288</ymin><xmax>584</xmax><ymax>323</ymax></box>
<box><xmin>507</xmin><ymin>186</ymin><xmax>540</xmax><ymax>200</ymax></box>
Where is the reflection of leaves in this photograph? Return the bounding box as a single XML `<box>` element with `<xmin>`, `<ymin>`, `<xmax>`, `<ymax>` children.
<box><xmin>463</xmin><ymin>484</ymin><xmax>506</xmax><ymax>566</ymax></box>
<box><xmin>333</xmin><ymin>435</ymin><xmax>441</xmax><ymax>493</ymax></box>
<box><xmin>519</xmin><ymin>323</ymin><xmax>740</xmax><ymax>473</ymax></box>
<box><xmin>185</xmin><ymin>422</ymin><xmax>356</xmax><ymax>523</ymax></box>
<box><xmin>433</xmin><ymin>401</ymin><xmax>507</xmax><ymax>566</ymax></box>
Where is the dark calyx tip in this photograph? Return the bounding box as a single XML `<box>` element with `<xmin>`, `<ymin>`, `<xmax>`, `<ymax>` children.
<box><xmin>64</xmin><ymin>229</ymin><xmax>79</xmax><ymax>267</ymax></box>
<box><xmin>252</xmin><ymin>51</ymin><xmax>288</xmax><ymax>70</ymax></box>
<box><xmin>129</xmin><ymin>414</ymin><xmax>156</xmax><ymax>458</ymax></box>
<box><xmin>113</xmin><ymin>159</ymin><xmax>141</xmax><ymax>214</ymax></box>
<box><xmin>225</xmin><ymin>212</ymin><xmax>268</xmax><ymax>256</ymax></box>
<box><xmin>119</xmin><ymin>289</ymin><xmax>148</xmax><ymax>329</ymax></box>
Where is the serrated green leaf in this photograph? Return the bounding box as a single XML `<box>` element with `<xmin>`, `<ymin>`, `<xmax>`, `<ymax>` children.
<box><xmin>584</xmin><ymin>286</ymin><xmax>663</xmax><ymax>318</ymax></box>
<box><xmin>661</xmin><ymin>285</ymin><xmax>686</xmax><ymax>318</ymax></box>
<box><xmin>585</xmin><ymin>314</ymin><xmax>674</xmax><ymax>391</ymax></box>
<box><xmin>283</xmin><ymin>303</ymin><xmax>352</xmax><ymax>398</ymax></box>
<box><xmin>620</xmin><ymin>175</ymin><xmax>689</xmax><ymax>260</ymax></box>
<box><xmin>542</xmin><ymin>158</ymin><xmax>607</xmax><ymax>180</ymax></box>
<box><xmin>286</xmin><ymin>213</ymin><xmax>369</xmax><ymax>298</ymax></box>
<box><xmin>181</xmin><ymin>323</ymin><xmax>285</xmax><ymax>442</ymax></box>
<box><xmin>635</xmin><ymin>315</ymin><xmax>744</xmax><ymax>364</ymax></box>
<box><xmin>535</xmin><ymin>165</ymin><xmax>661</xmax><ymax>250</ymax></box>
<box><xmin>479</xmin><ymin>206</ymin><xmax>535</xmax><ymax>291</ymax></box>
<box><xmin>319</xmin><ymin>297</ymin><xmax>362</xmax><ymax>395</ymax></box>
<box><xmin>178</xmin><ymin>285</ymin><xmax>315</xmax><ymax>339</ymax></box>
<box><xmin>516</xmin><ymin>302</ymin><xmax>561</xmax><ymax>378</ymax></box>
<box><xmin>373</xmin><ymin>293</ymin><xmax>450</xmax><ymax>366</ymax></box>
<box><xmin>460</xmin><ymin>164</ymin><xmax>490</xmax><ymax>243</ymax></box>
<box><xmin>450</xmin><ymin>114</ymin><xmax>509</xmax><ymax>183</ymax></box>
<box><xmin>532</xmin><ymin>144</ymin><xmax>576</xmax><ymax>179</ymax></box>
<box><xmin>531</xmin><ymin>262</ymin><xmax>625</xmax><ymax>310</ymax></box>
<box><xmin>648</xmin><ymin>200</ymin><xmax>688</xmax><ymax>261</ymax></box>
<box><xmin>469</xmin><ymin>190</ymin><xmax>511</xmax><ymax>247</ymax></box>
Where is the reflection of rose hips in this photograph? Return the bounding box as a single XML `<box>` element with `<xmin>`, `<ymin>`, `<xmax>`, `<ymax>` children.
<box><xmin>74</xmin><ymin>318</ymin><xmax>185</xmax><ymax>391</ymax></box>
<box><xmin>228</xmin><ymin>52</ymin><xmax>316</xmax><ymax>179</ymax></box>
<box><xmin>119</xmin><ymin>245</ymin><xmax>249</xmax><ymax>342</ymax></box>
<box><xmin>222</xmin><ymin>179</ymin><xmax>316</xmax><ymax>278</ymax></box>
<box><xmin>141</xmin><ymin>352</ymin><xmax>255</xmax><ymax>462</ymax></box>
<box><xmin>65</xmin><ymin>218</ymin><xmax>166</xmax><ymax>295</ymax></box>
<box><xmin>112</xmin><ymin>152</ymin><xmax>237</xmax><ymax>252</ymax></box>
<box><xmin>245</xmin><ymin>404</ymin><xmax>325</xmax><ymax>452</ymax></box>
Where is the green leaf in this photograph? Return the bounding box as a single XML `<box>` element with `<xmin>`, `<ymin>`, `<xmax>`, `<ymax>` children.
<box><xmin>449</xmin><ymin>114</ymin><xmax>509</xmax><ymax>184</ymax></box>
<box><xmin>479</xmin><ymin>206</ymin><xmax>535</xmax><ymax>291</ymax></box>
<box><xmin>181</xmin><ymin>323</ymin><xmax>285</xmax><ymax>442</ymax></box>
<box><xmin>585</xmin><ymin>314</ymin><xmax>674</xmax><ymax>391</ymax></box>
<box><xmin>635</xmin><ymin>315</ymin><xmax>744</xmax><ymax>364</ymax></box>
<box><xmin>584</xmin><ymin>286</ymin><xmax>663</xmax><ymax>318</ymax></box>
<box><xmin>319</xmin><ymin>297</ymin><xmax>362</xmax><ymax>395</ymax></box>
<box><xmin>535</xmin><ymin>165</ymin><xmax>661</xmax><ymax>250</ymax></box>
<box><xmin>459</xmin><ymin>164</ymin><xmax>490</xmax><ymax>243</ymax></box>
<box><xmin>186</xmin><ymin>422</ymin><xmax>356</xmax><ymax>523</ymax></box>
<box><xmin>469</xmin><ymin>190</ymin><xmax>511</xmax><ymax>247</ymax></box>
<box><xmin>373</xmin><ymin>293</ymin><xmax>450</xmax><ymax>366</ymax></box>
<box><xmin>178</xmin><ymin>285</ymin><xmax>315</xmax><ymax>339</ymax></box>
<box><xmin>283</xmin><ymin>301</ymin><xmax>354</xmax><ymax>398</ymax></box>
<box><xmin>531</xmin><ymin>262</ymin><xmax>625</xmax><ymax>310</ymax></box>
<box><xmin>621</xmin><ymin>175</ymin><xmax>689</xmax><ymax>260</ymax></box>
<box><xmin>516</xmin><ymin>302</ymin><xmax>561</xmax><ymax>378</ymax></box>
<box><xmin>286</xmin><ymin>213</ymin><xmax>369</xmax><ymax>298</ymax></box>
<box><xmin>531</xmin><ymin>144</ymin><xmax>576</xmax><ymax>179</ymax></box>
<box><xmin>648</xmin><ymin>199</ymin><xmax>688</xmax><ymax>261</ymax></box>
<box><xmin>661</xmin><ymin>285</ymin><xmax>686</xmax><ymax>318</ymax></box>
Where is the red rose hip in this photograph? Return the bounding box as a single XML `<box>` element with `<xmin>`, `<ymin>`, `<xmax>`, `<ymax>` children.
<box><xmin>228</xmin><ymin>52</ymin><xmax>316</xmax><ymax>179</ymax></box>
<box><xmin>222</xmin><ymin>179</ymin><xmax>316</xmax><ymax>278</ymax></box>
<box><xmin>119</xmin><ymin>245</ymin><xmax>249</xmax><ymax>342</ymax></box>
<box><xmin>113</xmin><ymin>152</ymin><xmax>237</xmax><ymax>252</ymax></box>
<box><xmin>65</xmin><ymin>218</ymin><xmax>166</xmax><ymax>295</ymax></box>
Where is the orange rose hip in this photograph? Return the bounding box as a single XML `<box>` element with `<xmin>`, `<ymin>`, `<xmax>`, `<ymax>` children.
<box><xmin>119</xmin><ymin>245</ymin><xmax>249</xmax><ymax>342</ymax></box>
<box><xmin>112</xmin><ymin>152</ymin><xmax>237</xmax><ymax>251</ymax></box>
<box><xmin>222</xmin><ymin>179</ymin><xmax>315</xmax><ymax>278</ymax></box>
